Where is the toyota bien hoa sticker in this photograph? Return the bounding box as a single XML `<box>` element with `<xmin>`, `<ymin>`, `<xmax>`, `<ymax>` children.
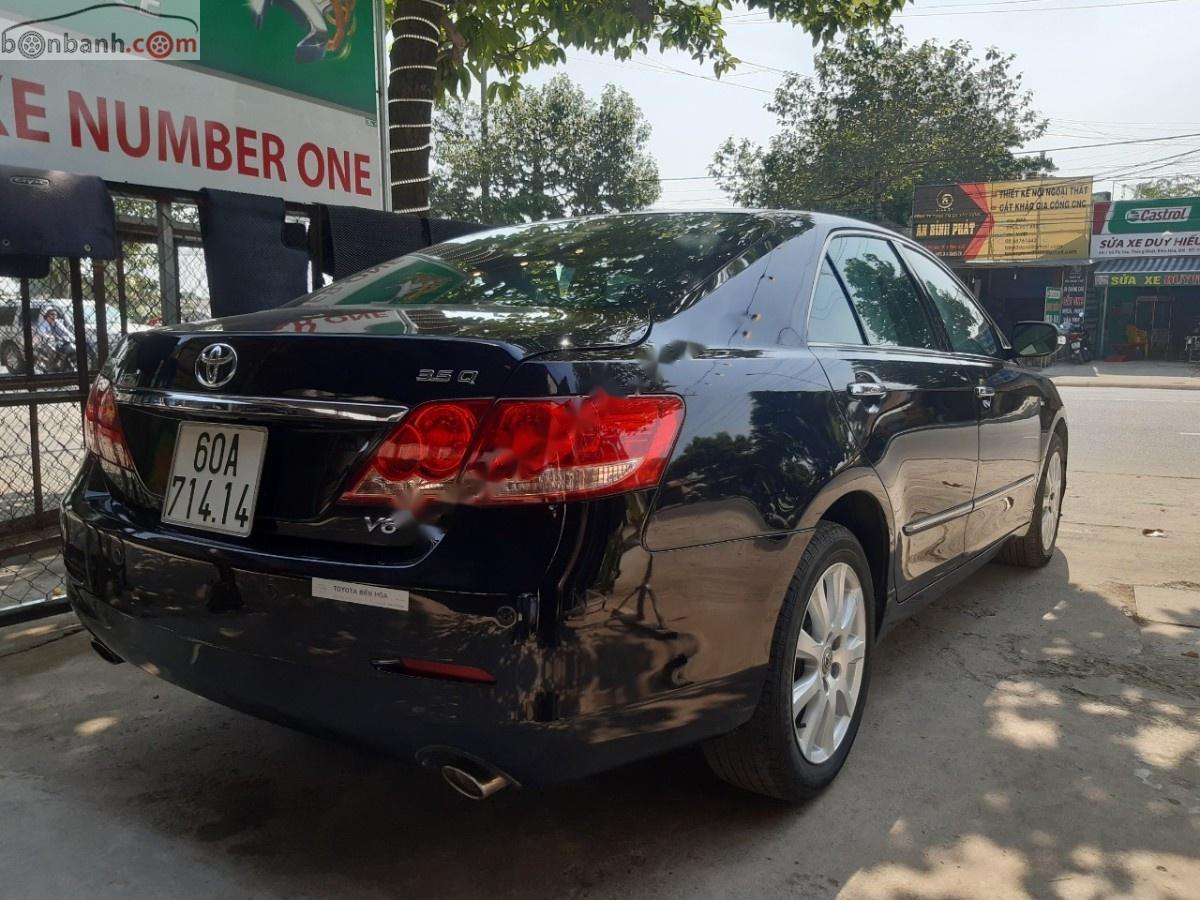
<box><xmin>311</xmin><ymin>578</ymin><xmax>409</xmax><ymax>612</ymax></box>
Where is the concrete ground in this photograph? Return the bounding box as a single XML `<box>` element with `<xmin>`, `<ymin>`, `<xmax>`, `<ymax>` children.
<box><xmin>1044</xmin><ymin>359</ymin><xmax>1200</xmax><ymax>391</ymax></box>
<box><xmin>1</xmin><ymin>386</ymin><xmax>1198</xmax><ymax>900</ymax></box>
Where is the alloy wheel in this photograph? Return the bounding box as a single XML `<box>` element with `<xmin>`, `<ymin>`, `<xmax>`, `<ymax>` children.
<box><xmin>793</xmin><ymin>561</ymin><xmax>867</xmax><ymax>764</ymax></box>
<box><xmin>1041</xmin><ymin>450</ymin><xmax>1063</xmax><ymax>553</ymax></box>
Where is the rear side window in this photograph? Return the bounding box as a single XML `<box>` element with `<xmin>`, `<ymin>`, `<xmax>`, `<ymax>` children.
<box><xmin>807</xmin><ymin>258</ymin><xmax>865</xmax><ymax>345</ymax></box>
<box><xmin>900</xmin><ymin>247</ymin><xmax>1000</xmax><ymax>357</ymax></box>
<box><xmin>827</xmin><ymin>236</ymin><xmax>939</xmax><ymax>351</ymax></box>
<box><xmin>290</xmin><ymin>212</ymin><xmax>812</xmax><ymax>320</ymax></box>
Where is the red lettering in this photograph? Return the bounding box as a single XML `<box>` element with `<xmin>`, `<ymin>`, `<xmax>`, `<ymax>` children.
<box><xmin>327</xmin><ymin>148</ymin><xmax>351</xmax><ymax>193</ymax></box>
<box><xmin>115</xmin><ymin>101</ymin><xmax>151</xmax><ymax>158</ymax></box>
<box><xmin>205</xmin><ymin>120</ymin><xmax>231</xmax><ymax>171</ymax></box>
<box><xmin>262</xmin><ymin>132</ymin><xmax>286</xmax><ymax>182</ymax></box>
<box><xmin>12</xmin><ymin>79</ymin><xmax>49</xmax><ymax>143</ymax></box>
<box><xmin>68</xmin><ymin>91</ymin><xmax>109</xmax><ymax>151</ymax></box>
<box><xmin>157</xmin><ymin>111</ymin><xmax>199</xmax><ymax>166</ymax></box>
<box><xmin>298</xmin><ymin>142</ymin><xmax>324</xmax><ymax>188</ymax></box>
<box><xmin>353</xmin><ymin>153</ymin><xmax>371</xmax><ymax>197</ymax></box>
<box><xmin>235</xmin><ymin>126</ymin><xmax>259</xmax><ymax>177</ymax></box>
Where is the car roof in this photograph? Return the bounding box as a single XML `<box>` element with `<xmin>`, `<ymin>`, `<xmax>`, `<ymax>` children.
<box><xmin>544</xmin><ymin>208</ymin><xmax>905</xmax><ymax>237</ymax></box>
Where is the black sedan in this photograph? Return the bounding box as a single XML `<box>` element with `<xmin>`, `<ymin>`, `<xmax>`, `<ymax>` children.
<box><xmin>63</xmin><ymin>211</ymin><xmax>1066</xmax><ymax>801</ymax></box>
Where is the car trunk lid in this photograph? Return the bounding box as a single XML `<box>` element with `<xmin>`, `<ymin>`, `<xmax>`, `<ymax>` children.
<box><xmin>107</xmin><ymin>305</ymin><xmax>649</xmax><ymax>528</ymax></box>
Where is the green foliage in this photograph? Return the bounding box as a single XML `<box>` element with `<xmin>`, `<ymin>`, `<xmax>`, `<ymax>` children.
<box><xmin>423</xmin><ymin>1</ymin><xmax>908</xmax><ymax>103</ymax></box>
<box><xmin>709</xmin><ymin>26</ymin><xmax>1051</xmax><ymax>224</ymax></box>
<box><xmin>391</xmin><ymin>1</ymin><xmax>908</xmax><ymax>211</ymax></box>
<box><xmin>1129</xmin><ymin>175</ymin><xmax>1200</xmax><ymax>200</ymax></box>
<box><xmin>431</xmin><ymin>74</ymin><xmax>662</xmax><ymax>222</ymax></box>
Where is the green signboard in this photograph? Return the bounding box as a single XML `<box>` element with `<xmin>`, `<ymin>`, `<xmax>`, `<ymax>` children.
<box><xmin>1043</xmin><ymin>287</ymin><xmax>1062</xmax><ymax>324</ymax></box>
<box><xmin>1095</xmin><ymin>272</ymin><xmax>1200</xmax><ymax>288</ymax></box>
<box><xmin>1101</xmin><ymin>197</ymin><xmax>1200</xmax><ymax>234</ymax></box>
<box><xmin>199</xmin><ymin>1</ymin><xmax>379</xmax><ymax>115</ymax></box>
<box><xmin>1092</xmin><ymin>195</ymin><xmax>1200</xmax><ymax>259</ymax></box>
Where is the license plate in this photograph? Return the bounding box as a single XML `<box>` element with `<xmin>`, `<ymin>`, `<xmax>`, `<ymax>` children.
<box><xmin>162</xmin><ymin>423</ymin><xmax>267</xmax><ymax>536</ymax></box>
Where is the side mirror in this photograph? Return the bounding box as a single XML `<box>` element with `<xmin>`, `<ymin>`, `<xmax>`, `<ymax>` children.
<box><xmin>1009</xmin><ymin>321</ymin><xmax>1060</xmax><ymax>358</ymax></box>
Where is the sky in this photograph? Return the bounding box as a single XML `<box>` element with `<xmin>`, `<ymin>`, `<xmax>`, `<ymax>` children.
<box><xmin>524</xmin><ymin>0</ymin><xmax>1200</xmax><ymax>210</ymax></box>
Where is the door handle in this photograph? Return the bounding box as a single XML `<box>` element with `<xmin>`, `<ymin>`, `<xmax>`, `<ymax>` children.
<box><xmin>848</xmin><ymin>382</ymin><xmax>888</xmax><ymax>399</ymax></box>
<box><xmin>975</xmin><ymin>386</ymin><xmax>996</xmax><ymax>399</ymax></box>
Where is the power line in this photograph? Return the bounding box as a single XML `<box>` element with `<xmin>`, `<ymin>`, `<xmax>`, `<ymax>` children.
<box><xmin>728</xmin><ymin>0</ymin><xmax>1181</xmax><ymax>21</ymax></box>
<box><xmin>1021</xmin><ymin>131</ymin><xmax>1200</xmax><ymax>154</ymax></box>
<box><xmin>650</xmin><ymin>131</ymin><xmax>1200</xmax><ymax>184</ymax></box>
<box><xmin>898</xmin><ymin>0</ymin><xmax>1184</xmax><ymax>15</ymax></box>
<box><xmin>632</xmin><ymin>59</ymin><xmax>774</xmax><ymax>94</ymax></box>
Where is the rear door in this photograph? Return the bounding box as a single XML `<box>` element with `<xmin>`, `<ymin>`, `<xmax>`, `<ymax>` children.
<box><xmin>897</xmin><ymin>244</ymin><xmax>1043</xmax><ymax>554</ymax></box>
<box><xmin>807</xmin><ymin>232</ymin><xmax>982</xmax><ymax>599</ymax></box>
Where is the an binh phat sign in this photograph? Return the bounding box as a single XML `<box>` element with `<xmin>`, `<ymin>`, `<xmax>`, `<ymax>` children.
<box><xmin>1091</xmin><ymin>197</ymin><xmax>1200</xmax><ymax>259</ymax></box>
<box><xmin>0</xmin><ymin>0</ymin><xmax>386</xmax><ymax>209</ymax></box>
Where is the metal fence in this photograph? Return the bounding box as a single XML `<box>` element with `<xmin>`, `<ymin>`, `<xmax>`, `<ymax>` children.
<box><xmin>0</xmin><ymin>194</ymin><xmax>212</xmax><ymax>619</ymax></box>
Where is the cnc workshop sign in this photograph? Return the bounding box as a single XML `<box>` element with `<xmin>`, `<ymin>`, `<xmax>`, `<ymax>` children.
<box><xmin>913</xmin><ymin>178</ymin><xmax>1093</xmax><ymax>264</ymax></box>
<box><xmin>1091</xmin><ymin>197</ymin><xmax>1200</xmax><ymax>259</ymax></box>
<box><xmin>0</xmin><ymin>0</ymin><xmax>384</xmax><ymax>209</ymax></box>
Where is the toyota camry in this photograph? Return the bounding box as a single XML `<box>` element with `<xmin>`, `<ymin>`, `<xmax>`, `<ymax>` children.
<box><xmin>63</xmin><ymin>211</ymin><xmax>1066</xmax><ymax>800</ymax></box>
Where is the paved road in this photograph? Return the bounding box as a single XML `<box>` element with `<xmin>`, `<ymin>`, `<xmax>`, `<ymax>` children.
<box><xmin>1058</xmin><ymin>386</ymin><xmax>1200</xmax><ymax>477</ymax></box>
<box><xmin>1</xmin><ymin>388</ymin><xmax>1198</xmax><ymax>900</ymax></box>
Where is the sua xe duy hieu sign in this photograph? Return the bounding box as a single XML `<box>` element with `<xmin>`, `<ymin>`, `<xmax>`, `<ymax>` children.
<box><xmin>1091</xmin><ymin>197</ymin><xmax>1200</xmax><ymax>259</ymax></box>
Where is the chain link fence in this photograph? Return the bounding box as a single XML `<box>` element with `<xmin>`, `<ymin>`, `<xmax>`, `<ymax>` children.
<box><xmin>0</xmin><ymin>194</ymin><xmax>213</xmax><ymax>618</ymax></box>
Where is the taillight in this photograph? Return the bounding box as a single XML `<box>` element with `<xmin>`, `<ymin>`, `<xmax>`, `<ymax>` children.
<box><xmin>339</xmin><ymin>393</ymin><xmax>684</xmax><ymax>508</ymax></box>
<box><xmin>83</xmin><ymin>376</ymin><xmax>134</xmax><ymax>470</ymax></box>
<box><xmin>463</xmin><ymin>393</ymin><xmax>685</xmax><ymax>504</ymax></box>
<box><xmin>340</xmin><ymin>399</ymin><xmax>492</xmax><ymax>506</ymax></box>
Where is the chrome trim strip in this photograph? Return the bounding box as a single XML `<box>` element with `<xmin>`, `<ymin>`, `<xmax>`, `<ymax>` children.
<box><xmin>903</xmin><ymin>500</ymin><xmax>973</xmax><ymax>536</ymax></box>
<box><xmin>971</xmin><ymin>474</ymin><xmax>1037</xmax><ymax>510</ymax></box>
<box><xmin>115</xmin><ymin>389</ymin><xmax>409</xmax><ymax>423</ymax></box>
<box><xmin>903</xmin><ymin>474</ymin><xmax>1038</xmax><ymax>536</ymax></box>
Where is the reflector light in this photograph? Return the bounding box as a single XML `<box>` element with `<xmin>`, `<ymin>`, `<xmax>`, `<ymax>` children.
<box><xmin>389</xmin><ymin>657</ymin><xmax>497</xmax><ymax>684</ymax></box>
<box><xmin>83</xmin><ymin>376</ymin><xmax>134</xmax><ymax>470</ymax></box>
<box><xmin>339</xmin><ymin>392</ymin><xmax>685</xmax><ymax>509</ymax></box>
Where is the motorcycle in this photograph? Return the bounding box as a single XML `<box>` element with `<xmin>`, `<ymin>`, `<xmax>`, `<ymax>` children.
<box><xmin>1061</xmin><ymin>326</ymin><xmax>1093</xmax><ymax>364</ymax></box>
<box><xmin>1187</xmin><ymin>333</ymin><xmax>1200</xmax><ymax>364</ymax></box>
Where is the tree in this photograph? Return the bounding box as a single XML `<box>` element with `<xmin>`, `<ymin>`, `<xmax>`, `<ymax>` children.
<box><xmin>1129</xmin><ymin>175</ymin><xmax>1200</xmax><ymax>200</ymax></box>
<box><xmin>388</xmin><ymin>0</ymin><xmax>907</xmax><ymax>213</ymax></box>
<box><xmin>709</xmin><ymin>26</ymin><xmax>1052</xmax><ymax>224</ymax></box>
<box><xmin>431</xmin><ymin>75</ymin><xmax>661</xmax><ymax>222</ymax></box>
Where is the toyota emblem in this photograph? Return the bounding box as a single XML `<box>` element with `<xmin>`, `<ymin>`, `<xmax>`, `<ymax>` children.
<box><xmin>195</xmin><ymin>343</ymin><xmax>238</xmax><ymax>389</ymax></box>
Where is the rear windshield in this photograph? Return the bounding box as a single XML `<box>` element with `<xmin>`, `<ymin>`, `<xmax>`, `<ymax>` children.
<box><xmin>291</xmin><ymin>213</ymin><xmax>802</xmax><ymax>318</ymax></box>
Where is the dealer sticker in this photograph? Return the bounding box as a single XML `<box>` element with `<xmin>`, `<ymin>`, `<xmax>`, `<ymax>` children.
<box><xmin>312</xmin><ymin>578</ymin><xmax>409</xmax><ymax>612</ymax></box>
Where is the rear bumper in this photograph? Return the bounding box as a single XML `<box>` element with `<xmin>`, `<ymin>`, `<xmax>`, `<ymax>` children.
<box><xmin>68</xmin><ymin>578</ymin><xmax>753</xmax><ymax>786</ymax></box>
<box><xmin>61</xmin><ymin>473</ymin><xmax>792</xmax><ymax>785</ymax></box>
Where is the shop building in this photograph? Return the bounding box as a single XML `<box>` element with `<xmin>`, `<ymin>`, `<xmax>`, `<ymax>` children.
<box><xmin>1090</xmin><ymin>198</ymin><xmax>1200</xmax><ymax>361</ymax></box>
<box><xmin>912</xmin><ymin>178</ymin><xmax>1095</xmax><ymax>337</ymax></box>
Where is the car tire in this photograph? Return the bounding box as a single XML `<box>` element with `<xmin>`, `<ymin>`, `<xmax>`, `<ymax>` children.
<box><xmin>998</xmin><ymin>432</ymin><xmax>1065</xmax><ymax>568</ymax></box>
<box><xmin>702</xmin><ymin>522</ymin><xmax>874</xmax><ymax>802</ymax></box>
<box><xmin>1</xmin><ymin>343</ymin><xmax>25</xmax><ymax>375</ymax></box>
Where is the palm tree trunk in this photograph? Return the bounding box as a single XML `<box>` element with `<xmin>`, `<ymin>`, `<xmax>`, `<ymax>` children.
<box><xmin>388</xmin><ymin>0</ymin><xmax>443</xmax><ymax>213</ymax></box>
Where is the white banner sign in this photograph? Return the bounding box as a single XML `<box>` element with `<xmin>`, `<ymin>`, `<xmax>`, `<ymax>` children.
<box><xmin>0</xmin><ymin>59</ymin><xmax>384</xmax><ymax>209</ymax></box>
<box><xmin>1091</xmin><ymin>232</ymin><xmax>1200</xmax><ymax>259</ymax></box>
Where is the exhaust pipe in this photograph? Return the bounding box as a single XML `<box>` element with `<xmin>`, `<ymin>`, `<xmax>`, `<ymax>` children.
<box><xmin>441</xmin><ymin>763</ymin><xmax>511</xmax><ymax>800</ymax></box>
<box><xmin>90</xmin><ymin>639</ymin><xmax>124</xmax><ymax>665</ymax></box>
